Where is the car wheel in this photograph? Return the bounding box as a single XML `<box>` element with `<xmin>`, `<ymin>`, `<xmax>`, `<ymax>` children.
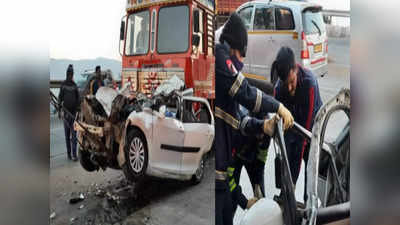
<box><xmin>192</xmin><ymin>155</ymin><xmax>205</xmax><ymax>185</ymax></box>
<box><xmin>123</xmin><ymin>128</ymin><xmax>148</xmax><ymax>182</ymax></box>
<box><xmin>79</xmin><ymin>149</ymin><xmax>98</xmax><ymax>172</ymax></box>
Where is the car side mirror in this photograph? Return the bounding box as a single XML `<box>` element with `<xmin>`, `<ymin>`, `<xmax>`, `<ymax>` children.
<box><xmin>192</xmin><ymin>34</ymin><xmax>200</xmax><ymax>47</ymax></box>
<box><xmin>193</xmin><ymin>10</ymin><xmax>200</xmax><ymax>33</ymax></box>
<box><xmin>120</xmin><ymin>21</ymin><xmax>125</xmax><ymax>40</ymax></box>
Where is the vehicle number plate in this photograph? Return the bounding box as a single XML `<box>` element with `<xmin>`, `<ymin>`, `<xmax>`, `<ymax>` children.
<box><xmin>314</xmin><ymin>43</ymin><xmax>322</xmax><ymax>53</ymax></box>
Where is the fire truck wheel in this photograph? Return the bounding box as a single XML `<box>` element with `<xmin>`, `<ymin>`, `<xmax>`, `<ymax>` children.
<box><xmin>191</xmin><ymin>155</ymin><xmax>205</xmax><ymax>185</ymax></box>
<box><xmin>123</xmin><ymin>128</ymin><xmax>148</xmax><ymax>182</ymax></box>
<box><xmin>79</xmin><ymin>149</ymin><xmax>98</xmax><ymax>172</ymax></box>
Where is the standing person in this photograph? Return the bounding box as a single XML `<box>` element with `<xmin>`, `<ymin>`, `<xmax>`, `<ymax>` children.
<box><xmin>58</xmin><ymin>64</ymin><xmax>80</xmax><ymax>161</ymax></box>
<box><xmin>215</xmin><ymin>13</ymin><xmax>294</xmax><ymax>225</ymax></box>
<box><xmin>273</xmin><ymin>46</ymin><xmax>323</xmax><ymax>201</ymax></box>
<box><xmin>90</xmin><ymin>65</ymin><xmax>104</xmax><ymax>95</ymax></box>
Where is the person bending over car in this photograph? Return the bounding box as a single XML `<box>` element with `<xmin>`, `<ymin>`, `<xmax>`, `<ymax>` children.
<box><xmin>273</xmin><ymin>46</ymin><xmax>323</xmax><ymax>202</ymax></box>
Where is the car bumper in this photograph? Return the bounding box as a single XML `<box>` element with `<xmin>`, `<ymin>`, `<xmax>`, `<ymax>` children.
<box><xmin>304</xmin><ymin>58</ymin><xmax>328</xmax><ymax>78</ymax></box>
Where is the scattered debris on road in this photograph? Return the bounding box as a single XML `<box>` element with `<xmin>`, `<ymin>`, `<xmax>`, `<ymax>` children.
<box><xmin>70</xmin><ymin>217</ymin><xmax>77</xmax><ymax>223</ymax></box>
<box><xmin>50</xmin><ymin>212</ymin><xmax>56</xmax><ymax>220</ymax></box>
<box><xmin>69</xmin><ymin>193</ymin><xmax>85</xmax><ymax>204</ymax></box>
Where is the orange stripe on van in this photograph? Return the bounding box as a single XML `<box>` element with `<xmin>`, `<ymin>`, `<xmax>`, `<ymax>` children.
<box><xmin>243</xmin><ymin>73</ymin><xmax>267</xmax><ymax>80</ymax></box>
<box><xmin>248</xmin><ymin>30</ymin><xmax>296</xmax><ymax>35</ymax></box>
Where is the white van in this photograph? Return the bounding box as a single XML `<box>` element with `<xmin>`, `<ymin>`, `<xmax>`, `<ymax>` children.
<box><xmin>216</xmin><ymin>0</ymin><xmax>328</xmax><ymax>85</ymax></box>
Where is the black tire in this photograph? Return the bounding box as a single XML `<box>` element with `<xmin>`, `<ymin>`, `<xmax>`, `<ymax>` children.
<box><xmin>191</xmin><ymin>155</ymin><xmax>205</xmax><ymax>185</ymax></box>
<box><xmin>79</xmin><ymin>149</ymin><xmax>98</xmax><ymax>172</ymax></box>
<box><xmin>123</xmin><ymin>128</ymin><xmax>149</xmax><ymax>182</ymax></box>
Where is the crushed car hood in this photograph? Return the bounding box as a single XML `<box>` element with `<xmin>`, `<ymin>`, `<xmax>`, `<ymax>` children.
<box><xmin>95</xmin><ymin>87</ymin><xmax>119</xmax><ymax>117</ymax></box>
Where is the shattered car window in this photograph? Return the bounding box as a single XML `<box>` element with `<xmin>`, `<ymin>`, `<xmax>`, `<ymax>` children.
<box><xmin>182</xmin><ymin>100</ymin><xmax>211</xmax><ymax>124</ymax></box>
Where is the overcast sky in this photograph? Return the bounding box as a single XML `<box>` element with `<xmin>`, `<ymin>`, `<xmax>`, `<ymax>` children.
<box><xmin>49</xmin><ymin>0</ymin><xmax>349</xmax><ymax>61</ymax></box>
<box><xmin>49</xmin><ymin>0</ymin><xmax>126</xmax><ymax>61</ymax></box>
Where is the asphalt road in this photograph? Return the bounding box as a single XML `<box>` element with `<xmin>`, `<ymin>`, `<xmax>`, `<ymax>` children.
<box><xmin>50</xmin><ymin>116</ymin><xmax>215</xmax><ymax>225</ymax></box>
<box><xmin>233</xmin><ymin>37</ymin><xmax>350</xmax><ymax>224</ymax></box>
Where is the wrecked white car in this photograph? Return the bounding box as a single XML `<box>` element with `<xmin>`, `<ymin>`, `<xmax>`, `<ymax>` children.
<box><xmin>74</xmin><ymin>83</ymin><xmax>214</xmax><ymax>184</ymax></box>
<box><xmin>240</xmin><ymin>88</ymin><xmax>350</xmax><ymax>225</ymax></box>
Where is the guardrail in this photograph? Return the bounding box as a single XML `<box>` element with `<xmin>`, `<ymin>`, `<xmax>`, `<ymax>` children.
<box><xmin>50</xmin><ymin>80</ymin><xmax>122</xmax><ymax>89</ymax></box>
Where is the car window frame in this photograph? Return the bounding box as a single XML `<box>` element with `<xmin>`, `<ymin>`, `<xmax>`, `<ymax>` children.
<box><xmin>181</xmin><ymin>99</ymin><xmax>212</xmax><ymax>124</ymax></box>
<box><xmin>125</xmin><ymin>9</ymin><xmax>151</xmax><ymax>56</ymax></box>
<box><xmin>237</xmin><ymin>4</ymin><xmax>255</xmax><ymax>31</ymax></box>
<box><xmin>274</xmin><ymin>6</ymin><xmax>295</xmax><ymax>30</ymax></box>
<box><xmin>302</xmin><ymin>7</ymin><xmax>326</xmax><ymax>35</ymax></box>
<box><xmin>253</xmin><ymin>4</ymin><xmax>275</xmax><ymax>31</ymax></box>
<box><xmin>156</xmin><ymin>4</ymin><xmax>190</xmax><ymax>54</ymax></box>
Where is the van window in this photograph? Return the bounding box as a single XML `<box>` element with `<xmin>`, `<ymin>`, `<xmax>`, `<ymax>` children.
<box><xmin>238</xmin><ymin>6</ymin><xmax>253</xmax><ymax>30</ymax></box>
<box><xmin>302</xmin><ymin>8</ymin><xmax>326</xmax><ymax>35</ymax></box>
<box><xmin>253</xmin><ymin>6</ymin><xmax>274</xmax><ymax>30</ymax></box>
<box><xmin>275</xmin><ymin>8</ymin><xmax>294</xmax><ymax>30</ymax></box>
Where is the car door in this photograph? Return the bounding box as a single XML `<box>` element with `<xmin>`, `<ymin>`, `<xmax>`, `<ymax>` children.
<box><xmin>250</xmin><ymin>4</ymin><xmax>276</xmax><ymax>79</ymax></box>
<box><xmin>237</xmin><ymin>5</ymin><xmax>255</xmax><ymax>75</ymax></box>
<box><xmin>180</xmin><ymin>98</ymin><xmax>214</xmax><ymax>175</ymax></box>
<box><xmin>152</xmin><ymin>100</ymin><xmax>184</xmax><ymax>174</ymax></box>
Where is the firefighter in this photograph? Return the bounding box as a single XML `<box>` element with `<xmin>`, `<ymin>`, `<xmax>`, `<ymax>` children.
<box><xmin>231</xmin><ymin>105</ymin><xmax>272</xmax><ymax>216</ymax></box>
<box><xmin>90</xmin><ymin>65</ymin><xmax>104</xmax><ymax>95</ymax></box>
<box><xmin>236</xmin><ymin>106</ymin><xmax>271</xmax><ymax>198</ymax></box>
<box><xmin>215</xmin><ymin>13</ymin><xmax>294</xmax><ymax>225</ymax></box>
<box><xmin>273</xmin><ymin>46</ymin><xmax>323</xmax><ymax>202</ymax></box>
<box><xmin>58</xmin><ymin>64</ymin><xmax>80</xmax><ymax>161</ymax></box>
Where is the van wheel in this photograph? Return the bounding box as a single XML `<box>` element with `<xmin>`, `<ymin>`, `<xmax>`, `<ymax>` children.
<box><xmin>271</xmin><ymin>67</ymin><xmax>279</xmax><ymax>86</ymax></box>
<box><xmin>79</xmin><ymin>149</ymin><xmax>98</xmax><ymax>172</ymax></box>
<box><xmin>123</xmin><ymin>128</ymin><xmax>148</xmax><ymax>182</ymax></box>
<box><xmin>192</xmin><ymin>155</ymin><xmax>205</xmax><ymax>185</ymax></box>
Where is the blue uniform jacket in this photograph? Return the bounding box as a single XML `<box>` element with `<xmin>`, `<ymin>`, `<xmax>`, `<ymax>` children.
<box><xmin>215</xmin><ymin>42</ymin><xmax>280</xmax><ymax>172</ymax></box>
<box><xmin>274</xmin><ymin>65</ymin><xmax>323</xmax><ymax>155</ymax></box>
<box><xmin>236</xmin><ymin>105</ymin><xmax>270</xmax><ymax>164</ymax></box>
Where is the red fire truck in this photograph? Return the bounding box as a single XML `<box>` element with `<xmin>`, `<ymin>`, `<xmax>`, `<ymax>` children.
<box><xmin>119</xmin><ymin>0</ymin><xmax>216</xmax><ymax>101</ymax></box>
<box><xmin>215</xmin><ymin>0</ymin><xmax>248</xmax><ymax>27</ymax></box>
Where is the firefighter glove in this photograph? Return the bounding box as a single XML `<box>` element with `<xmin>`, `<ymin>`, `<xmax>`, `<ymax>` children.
<box><xmin>263</xmin><ymin>114</ymin><xmax>280</xmax><ymax>136</ymax></box>
<box><xmin>277</xmin><ymin>103</ymin><xmax>294</xmax><ymax>130</ymax></box>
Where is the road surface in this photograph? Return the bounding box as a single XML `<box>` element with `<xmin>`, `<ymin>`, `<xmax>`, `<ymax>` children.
<box><xmin>50</xmin><ymin>116</ymin><xmax>215</xmax><ymax>225</ymax></box>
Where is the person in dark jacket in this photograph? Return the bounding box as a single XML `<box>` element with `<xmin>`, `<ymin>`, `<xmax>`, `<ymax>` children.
<box><xmin>273</xmin><ymin>46</ymin><xmax>323</xmax><ymax>201</ymax></box>
<box><xmin>215</xmin><ymin>13</ymin><xmax>294</xmax><ymax>225</ymax></box>
<box><xmin>90</xmin><ymin>65</ymin><xmax>104</xmax><ymax>95</ymax></box>
<box><xmin>58</xmin><ymin>64</ymin><xmax>80</xmax><ymax>161</ymax></box>
<box><xmin>231</xmin><ymin>105</ymin><xmax>272</xmax><ymax>216</ymax></box>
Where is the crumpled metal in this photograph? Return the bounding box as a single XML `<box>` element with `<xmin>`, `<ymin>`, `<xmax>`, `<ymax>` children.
<box><xmin>154</xmin><ymin>75</ymin><xmax>185</xmax><ymax>96</ymax></box>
